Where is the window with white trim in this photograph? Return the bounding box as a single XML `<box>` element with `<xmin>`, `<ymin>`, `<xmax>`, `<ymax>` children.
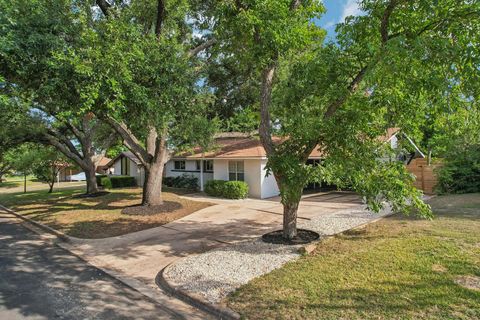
<box><xmin>228</xmin><ymin>161</ymin><xmax>244</xmax><ymax>181</ymax></box>
<box><xmin>174</xmin><ymin>161</ymin><xmax>186</xmax><ymax>170</ymax></box>
<box><xmin>196</xmin><ymin>160</ymin><xmax>214</xmax><ymax>172</ymax></box>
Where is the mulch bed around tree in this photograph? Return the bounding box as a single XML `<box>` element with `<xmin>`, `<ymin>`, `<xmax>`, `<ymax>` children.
<box><xmin>262</xmin><ymin>229</ymin><xmax>320</xmax><ymax>245</ymax></box>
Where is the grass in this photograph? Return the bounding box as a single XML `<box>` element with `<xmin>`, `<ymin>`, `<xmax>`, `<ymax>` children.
<box><xmin>0</xmin><ymin>175</ymin><xmax>39</xmax><ymax>189</ymax></box>
<box><xmin>0</xmin><ymin>187</ymin><xmax>212</xmax><ymax>239</ymax></box>
<box><xmin>228</xmin><ymin>193</ymin><xmax>480</xmax><ymax>320</ymax></box>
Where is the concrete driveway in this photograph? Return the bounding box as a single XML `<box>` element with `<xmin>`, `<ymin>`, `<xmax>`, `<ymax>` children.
<box><xmin>67</xmin><ymin>192</ymin><xmax>363</xmax><ymax>287</ymax></box>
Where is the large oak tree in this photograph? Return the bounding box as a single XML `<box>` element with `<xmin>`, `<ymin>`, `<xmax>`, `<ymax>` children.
<box><xmin>217</xmin><ymin>0</ymin><xmax>480</xmax><ymax>239</ymax></box>
<box><xmin>0</xmin><ymin>0</ymin><xmax>117</xmax><ymax>194</ymax></box>
<box><xmin>60</xmin><ymin>0</ymin><xmax>219</xmax><ymax>206</ymax></box>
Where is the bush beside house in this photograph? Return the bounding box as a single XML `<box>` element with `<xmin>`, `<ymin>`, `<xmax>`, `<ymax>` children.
<box><xmin>163</xmin><ymin>174</ymin><xmax>198</xmax><ymax>190</ymax></box>
<box><xmin>97</xmin><ymin>175</ymin><xmax>136</xmax><ymax>189</ymax></box>
<box><xmin>205</xmin><ymin>180</ymin><xmax>249</xmax><ymax>199</ymax></box>
<box><xmin>110</xmin><ymin>176</ymin><xmax>137</xmax><ymax>188</ymax></box>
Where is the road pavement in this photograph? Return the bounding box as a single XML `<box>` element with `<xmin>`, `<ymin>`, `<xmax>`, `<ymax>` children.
<box><xmin>0</xmin><ymin>211</ymin><xmax>191</xmax><ymax>320</ymax></box>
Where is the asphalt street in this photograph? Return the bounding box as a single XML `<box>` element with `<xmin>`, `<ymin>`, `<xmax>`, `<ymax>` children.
<box><xmin>0</xmin><ymin>211</ymin><xmax>185</xmax><ymax>320</ymax></box>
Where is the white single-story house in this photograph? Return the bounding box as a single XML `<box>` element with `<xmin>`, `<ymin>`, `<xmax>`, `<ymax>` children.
<box><xmin>106</xmin><ymin>130</ymin><xmax>424</xmax><ymax>199</ymax></box>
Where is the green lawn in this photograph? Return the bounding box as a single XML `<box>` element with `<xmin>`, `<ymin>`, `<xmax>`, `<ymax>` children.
<box><xmin>0</xmin><ymin>175</ymin><xmax>38</xmax><ymax>189</ymax></box>
<box><xmin>0</xmin><ymin>187</ymin><xmax>212</xmax><ymax>239</ymax></box>
<box><xmin>228</xmin><ymin>193</ymin><xmax>480</xmax><ymax>320</ymax></box>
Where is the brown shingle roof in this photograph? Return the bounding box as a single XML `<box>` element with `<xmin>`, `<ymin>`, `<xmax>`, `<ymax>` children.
<box><xmin>174</xmin><ymin>136</ymin><xmax>323</xmax><ymax>159</ymax></box>
<box><xmin>97</xmin><ymin>157</ymin><xmax>112</xmax><ymax>168</ymax></box>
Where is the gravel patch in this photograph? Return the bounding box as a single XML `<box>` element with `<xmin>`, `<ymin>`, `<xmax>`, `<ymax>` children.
<box><xmin>299</xmin><ymin>204</ymin><xmax>392</xmax><ymax>236</ymax></box>
<box><xmin>164</xmin><ymin>204</ymin><xmax>392</xmax><ymax>304</ymax></box>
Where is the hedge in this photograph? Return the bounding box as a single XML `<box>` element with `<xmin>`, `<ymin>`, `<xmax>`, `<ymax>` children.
<box><xmin>96</xmin><ymin>174</ymin><xmax>108</xmax><ymax>186</ymax></box>
<box><xmin>163</xmin><ymin>174</ymin><xmax>198</xmax><ymax>190</ymax></box>
<box><xmin>110</xmin><ymin>176</ymin><xmax>137</xmax><ymax>188</ymax></box>
<box><xmin>205</xmin><ymin>180</ymin><xmax>249</xmax><ymax>199</ymax></box>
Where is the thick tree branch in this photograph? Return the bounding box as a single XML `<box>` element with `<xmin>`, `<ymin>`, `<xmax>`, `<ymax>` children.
<box><xmin>44</xmin><ymin>132</ymin><xmax>87</xmax><ymax>171</ymax></box>
<box><xmin>98</xmin><ymin>131</ymin><xmax>118</xmax><ymax>156</ymax></box>
<box><xmin>381</xmin><ymin>0</ymin><xmax>400</xmax><ymax>44</ymax></box>
<box><xmin>146</xmin><ymin>126</ymin><xmax>158</xmax><ymax>157</ymax></box>
<box><xmin>155</xmin><ymin>0</ymin><xmax>166</xmax><ymax>38</ymax></box>
<box><xmin>104</xmin><ymin>116</ymin><xmax>151</xmax><ymax>166</ymax></box>
<box><xmin>324</xmin><ymin>65</ymin><xmax>369</xmax><ymax>119</ymax></box>
<box><xmin>290</xmin><ymin>0</ymin><xmax>301</xmax><ymax>10</ymax></box>
<box><xmin>96</xmin><ymin>0</ymin><xmax>111</xmax><ymax>16</ymax></box>
<box><xmin>259</xmin><ymin>63</ymin><xmax>276</xmax><ymax>156</ymax></box>
<box><xmin>188</xmin><ymin>38</ymin><xmax>217</xmax><ymax>57</ymax></box>
<box><xmin>47</xmin><ymin>129</ymin><xmax>83</xmax><ymax>159</ymax></box>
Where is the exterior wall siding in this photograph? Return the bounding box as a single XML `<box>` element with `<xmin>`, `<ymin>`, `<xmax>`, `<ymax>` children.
<box><xmin>213</xmin><ymin>159</ymin><xmax>229</xmax><ymax>181</ymax></box>
<box><xmin>164</xmin><ymin>160</ymin><xmax>214</xmax><ymax>188</ymax></box>
<box><xmin>110</xmin><ymin>157</ymin><xmax>144</xmax><ymax>187</ymax></box>
<box><xmin>243</xmin><ymin>159</ymin><xmax>262</xmax><ymax>198</ymax></box>
<box><xmin>212</xmin><ymin>159</ymin><xmax>263</xmax><ymax>199</ymax></box>
<box><xmin>260</xmin><ymin>159</ymin><xmax>280</xmax><ymax>199</ymax></box>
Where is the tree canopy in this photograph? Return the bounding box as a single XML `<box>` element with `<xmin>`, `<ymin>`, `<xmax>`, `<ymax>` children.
<box><xmin>214</xmin><ymin>0</ymin><xmax>480</xmax><ymax>238</ymax></box>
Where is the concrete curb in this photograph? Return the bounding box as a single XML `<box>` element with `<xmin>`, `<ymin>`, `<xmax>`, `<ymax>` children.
<box><xmin>157</xmin><ymin>264</ymin><xmax>240</xmax><ymax>320</ymax></box>
<box><xmin>0</xmin><ymin>204</ymin><xmax>74</xmax><ymax>242</ymax></box>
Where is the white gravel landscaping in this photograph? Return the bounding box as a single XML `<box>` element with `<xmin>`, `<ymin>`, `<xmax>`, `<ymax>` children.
<box><xmin>163</xmin><ymin>204</ymin><xmax>392</xmax><ymax>304</ymax></box>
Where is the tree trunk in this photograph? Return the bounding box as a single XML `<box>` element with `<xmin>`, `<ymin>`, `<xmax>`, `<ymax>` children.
<box><xmin>48</xmin><ymin>182</ymin><xmax>54</xmax><ymax>193</ymax></box>
<box><xmin>85</xmin><ymin>167</ymin><xmax>99</xmax><ymax>194</ymax></box>
<box><xmin>283</xmin><ymin>200</ymin><xmax>299</xmax><ymax>239</ymax></box>
<box><xmin>142</xmin><ymin>161</ymin><xmax>165</xmax><ymax>206</ymax></box>
<box><xmin>24</xmin><ymin>173</ymin><xmax>27</xmax><ymax>193</ymax></box>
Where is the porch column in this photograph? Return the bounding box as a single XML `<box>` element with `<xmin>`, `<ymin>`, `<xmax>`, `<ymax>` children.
<box><xmin>200</xmin><ymin>155</ymin><xmax>204</xmax><ymax>191</ymax></box>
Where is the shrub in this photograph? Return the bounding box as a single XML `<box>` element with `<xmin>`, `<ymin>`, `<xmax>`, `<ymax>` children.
<box><xmin>437</xmin><ymin>143</ymin><xmax>480</xmax><ymax>194</ymax></box>
<box><xmin>110</xmin><ymin>176</ymin><xmax>137</xmax><ymax>188</ymax></box>
<box><xmin>205</xmin><ymin>180</ymin><xmax>227</xmax><ymax>197</ymax></box>
<box><xmin>163</xmin><ymin>174</ymin><xmax>198</xmax><ymax>190</ymax></box>
<box><xmin>205</xmin><ymin>180</ymin><xmax>249</xmax><ymax>199</ymax></box>
<box><xmin>96</xmin><ymin>174</ymin><xmax>108</xmax><ymax>186</ymax></box>
<box><xmin>223</xmin><ymin>181</ymin><xmax>249</xmax><ymax>199</ymax></box>
<box><xmin>100</xmin><ymin>176</ymin><xmax>112</xmax><ymax>189</ymax></box>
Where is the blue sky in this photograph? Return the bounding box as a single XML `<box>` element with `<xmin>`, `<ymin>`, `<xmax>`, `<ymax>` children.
<box><xmin>315</xmin><ymin>0</ymin><xmax>362</xmax><ymax>39</ymax></box>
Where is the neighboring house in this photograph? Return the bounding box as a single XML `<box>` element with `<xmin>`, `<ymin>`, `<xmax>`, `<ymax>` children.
<box><xmin>106</xmin><ymin>151</ymin><xmax>146</xmax><ymax>186</ymax></box>
<box><xmin>58</xmin><ymin>157</ymin><xmax>112</xmax><ymax>182</ymax></box>
<box><xmin>380</xmin><ymin>128</ymin><xmax>425</xmax><ymax>164</ymax></box>
<box><xmin>106</xmin><ymin>130</ymin><xmax>425</xmax><ymax>199</ymax></box>
<box><xmin>96</xmin><ymin>157</ymin><xmax>112</xmax><ymax>174</ymax></box>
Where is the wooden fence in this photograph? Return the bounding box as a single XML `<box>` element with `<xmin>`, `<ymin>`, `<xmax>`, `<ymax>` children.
<box><xmin>405</xmin><ymin>158</ymin><xmax>442</xmax><ymax>194</ymax></box>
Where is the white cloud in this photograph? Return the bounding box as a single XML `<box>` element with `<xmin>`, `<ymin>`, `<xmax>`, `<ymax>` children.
<box><xmin>340</xmin><ymin>0</ymin><xmax>362</xmax><ymax>22</ymax></box>
<box><xmin>324</xmin><ymin>20</ymin><xmax>335</xmax><ymax>29</ymax></box>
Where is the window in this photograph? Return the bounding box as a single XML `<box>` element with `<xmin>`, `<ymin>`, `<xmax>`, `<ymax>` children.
<box><xmin>228</xmin><ymin>161</ymin><xmax>244</xmax><ymax>181</ymax></box>
<box><xmin>196</xmin><ymin>160</ymin><xmax>214</xmax><ymax>172</ymax></box>
<box><xmin>174</xmin><ymin>161</ymin><xmax>186</xmax><ymax>170</ymax></box>
<box><xmin>121</xmin><ymin>157</ymin><xmax>130</xmax><ymax>175</ymax></box>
